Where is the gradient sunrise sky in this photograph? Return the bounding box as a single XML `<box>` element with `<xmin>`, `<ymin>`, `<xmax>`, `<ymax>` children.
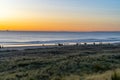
<box><xmin>0</xmin><ymin>0</ymin><xmax>120</xmax><ymax>31</ymax></box>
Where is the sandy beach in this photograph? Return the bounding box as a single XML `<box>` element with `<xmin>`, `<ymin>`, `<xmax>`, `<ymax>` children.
<box><xmin>0</xmin><ymin>42</ymin><xmax>119</xmax><ymax>51</ymax></box>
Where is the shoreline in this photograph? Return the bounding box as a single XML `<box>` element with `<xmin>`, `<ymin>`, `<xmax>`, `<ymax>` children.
<box><xmin>0</xmin><ymin>42</ymin><xmax>120</xmax><ymax>51</ymax></box>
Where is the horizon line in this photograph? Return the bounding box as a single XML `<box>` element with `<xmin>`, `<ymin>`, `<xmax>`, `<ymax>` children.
<box><xmin>0</xmin><ymin>30</ymin><xmax>120</xmax><ymax>33</ymax></box>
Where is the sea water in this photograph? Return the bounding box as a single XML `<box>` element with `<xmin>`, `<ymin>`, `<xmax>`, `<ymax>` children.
<box><xmin>0</xmin><ymin>31</ymin><xmax>120</xmax><ymax>47</ymax></box>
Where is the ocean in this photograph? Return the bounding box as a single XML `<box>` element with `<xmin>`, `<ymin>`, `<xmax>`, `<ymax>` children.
<box><xmin>0</xmin><ymin>31</ymin><xmax>120</xmax><ymax>47</ymax></box>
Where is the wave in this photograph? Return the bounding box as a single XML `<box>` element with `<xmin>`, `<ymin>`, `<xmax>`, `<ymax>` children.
<box><xmin>0</xmin><ymin>38</ymin><xmax>120</xmax><ymax>44</ymax></box>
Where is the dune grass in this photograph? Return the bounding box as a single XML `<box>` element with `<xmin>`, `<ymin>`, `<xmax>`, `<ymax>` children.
<box><xmin>0</xmin><ymin>44</ymin><xmax>120</xmax><ymax>80</ymax></box>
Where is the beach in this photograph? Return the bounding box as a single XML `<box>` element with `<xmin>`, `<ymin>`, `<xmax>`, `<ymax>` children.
<box><xmin>0</xmin><ymin>41</ymin><xmax>118</xmax><ymax>51</ymax></box>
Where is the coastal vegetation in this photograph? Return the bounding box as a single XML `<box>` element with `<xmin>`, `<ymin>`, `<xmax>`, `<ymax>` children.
<box><xmin>0</xmin><ymin>44</ymin><xmax>120</xmax><ymax>80</ymax></box>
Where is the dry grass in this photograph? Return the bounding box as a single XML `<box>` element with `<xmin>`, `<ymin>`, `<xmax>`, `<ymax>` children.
<box><xmin>62</xmin><ymin>75</ymin><xmax>81</xmax><ymax>80</ymax></box>
<box><xmin>86</xmin><ymin>69</ymin><xmax>120</xmax><ymax>80</ymax></box>
<box><xmin>0</xmin><ymin>45</ymin><xmax>120</xmax><ymax>80</ymax></box>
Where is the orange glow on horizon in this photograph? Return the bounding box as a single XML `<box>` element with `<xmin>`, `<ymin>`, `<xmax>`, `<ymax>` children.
<box><xmin>0</xmin><ymin>0</ymin><xmax>120</xmax><ymax>31</ymax></box>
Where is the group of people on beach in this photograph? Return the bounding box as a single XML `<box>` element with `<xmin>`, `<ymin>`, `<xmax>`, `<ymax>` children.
<box><xmin>0</xmin><ymin>45</ymin><xmax>3</xmax><ymax>48</ymax></box>
<box><xmin>0</xmin><ymin>42</ymin><xmax>111</xmax><ymax>49</ymax></box>
<box><xmin>58</xmin><ymin>42</ymin><xmax>111</xmax><ymax>46</ymax></box>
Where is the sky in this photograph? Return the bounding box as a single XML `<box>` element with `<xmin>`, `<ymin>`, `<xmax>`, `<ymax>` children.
<box><xmin>0</xmin><ymin>0</ymin><xmax>120</xmax><ymax>31</ymax></box>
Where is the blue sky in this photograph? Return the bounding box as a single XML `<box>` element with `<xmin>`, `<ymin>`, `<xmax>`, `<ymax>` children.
<box><xmin>11</xmin><ymin>0</ymin><xmax>120</xmax><ymax>17</ymax></box>
<box><xmin>21</xmin><ymin>0</ymin><xmax>119</xmax><ymax>20</ymax></box>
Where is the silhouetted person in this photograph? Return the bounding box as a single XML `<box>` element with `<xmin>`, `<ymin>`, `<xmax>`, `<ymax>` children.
<box><xmin>58</xmin><ymin>43</ymin><xmax>63</xmax><ymax>46</ymax></box>
<box><xmin>76</xmin><ymin>43</ymin><xmax>79</xmax><ymax>46</ymax></box>
<box><xmin>93</xmin><ymin>42</ymin><xmax>96</xmax><ymax>45</ymax></box>
<box><xmin>84</xmin><ymin>43</ymin><xmax>87</xmax><ymax>46</ymax></box>
<box><xmin>0</xmin><ymin>45</ymin><xmax>3</xmax><ymax>48</ymax></box>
